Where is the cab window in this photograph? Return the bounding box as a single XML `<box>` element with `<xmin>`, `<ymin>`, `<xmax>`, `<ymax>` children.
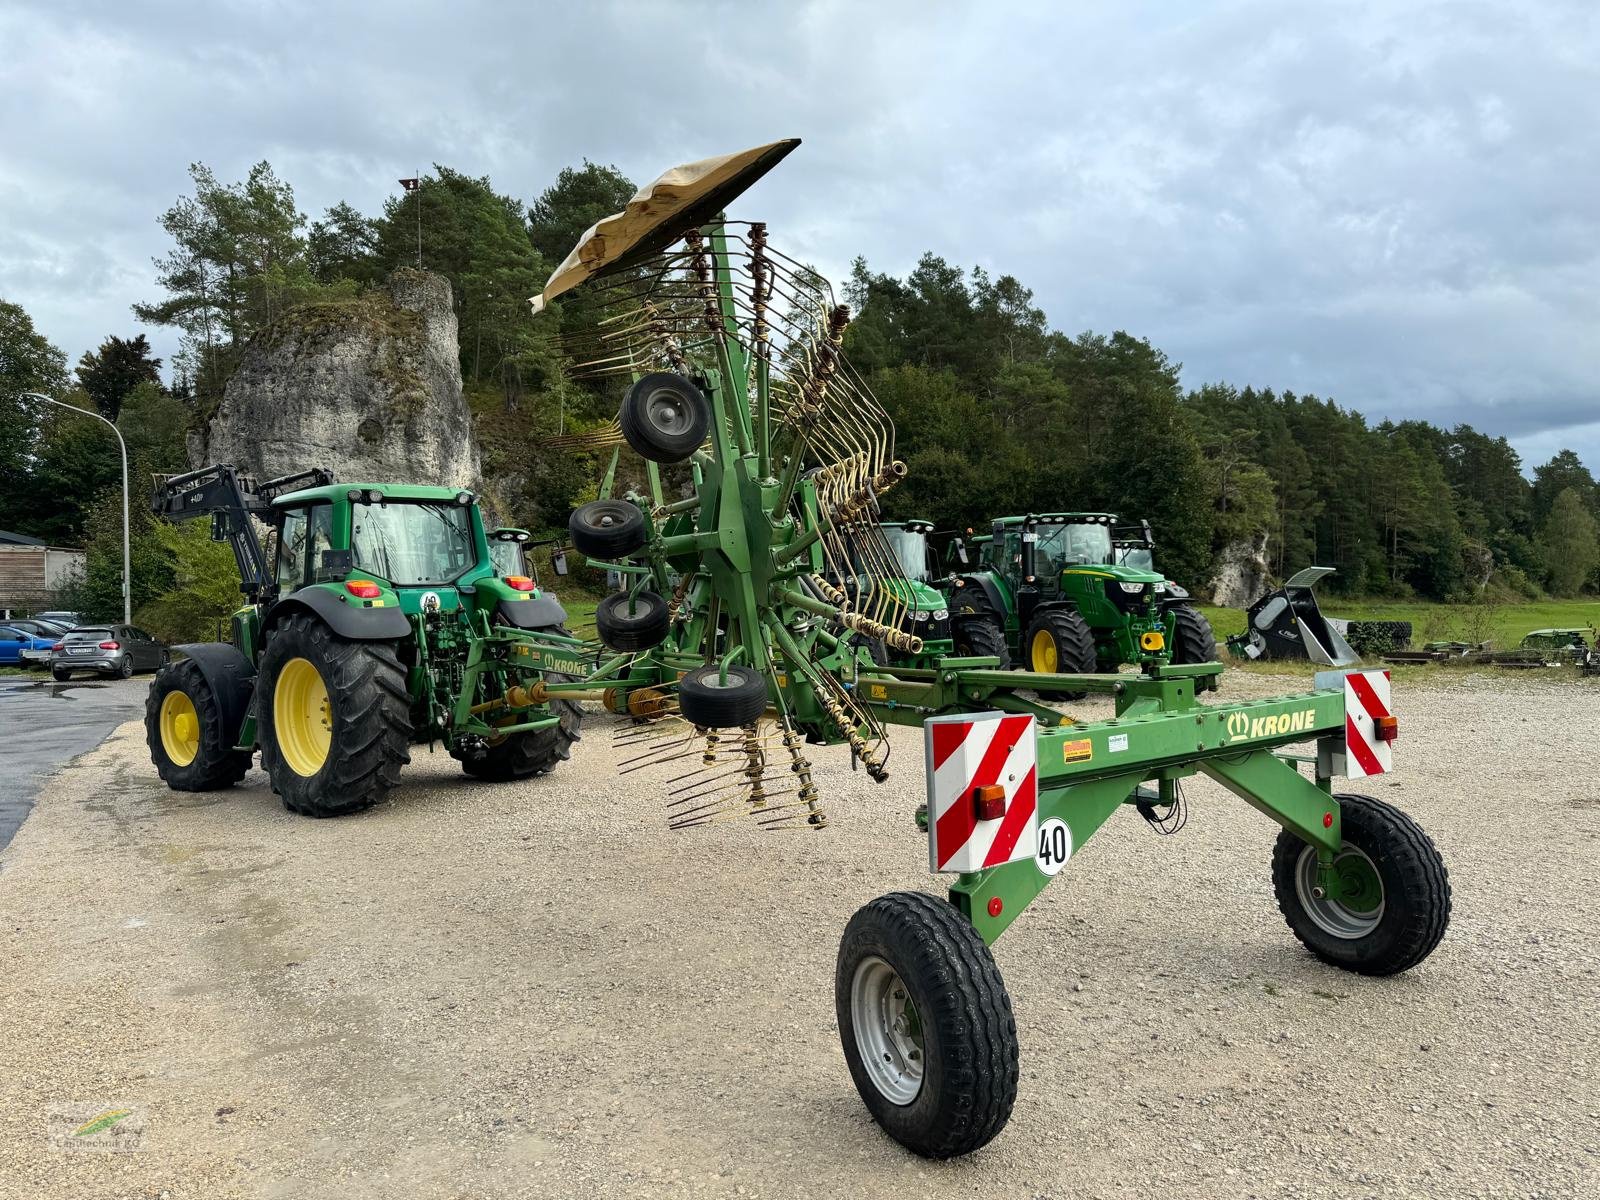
<box><xmin>277</xmin><ymin>509</ymin><xmax>308</xmax><ymax>590</ymax></box>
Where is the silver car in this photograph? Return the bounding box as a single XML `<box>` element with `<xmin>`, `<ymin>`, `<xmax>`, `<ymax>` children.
<box><xmin>51</xmin><ymin>624</ymin><xmax>169</xmax><ymax>680</ymax></box>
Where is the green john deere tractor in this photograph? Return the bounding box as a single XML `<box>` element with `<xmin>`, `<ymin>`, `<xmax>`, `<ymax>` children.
<box><xmin>144</xmin><ymin>465</ymin><xmax>582</xmax><ymax>816</ymax></box>
<box><xmin>944</xmin><ymin>512</ymin><xmax>1217</xmax><ymax>678</ymax></box>
<box><xmin>833</xmin><ymin>520</ymin><xmax>952</xmax><ymax>667</ymax></box>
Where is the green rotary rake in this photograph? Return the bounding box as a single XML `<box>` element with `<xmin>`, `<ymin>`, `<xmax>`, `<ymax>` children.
<box><xmin>522</xmin><ymin>139</ymin><xmax>1451</xmax><ymax>1158</ymax></box>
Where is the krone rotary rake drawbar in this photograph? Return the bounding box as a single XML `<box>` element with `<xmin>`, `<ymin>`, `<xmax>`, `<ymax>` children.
<box><xmin>521</xmin><ymin>139</ymin><xmax>1452</xmax><ymax>1159</ymax></box>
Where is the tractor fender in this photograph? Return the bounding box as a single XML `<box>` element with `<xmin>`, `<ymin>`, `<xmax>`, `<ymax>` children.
<box><xmin>265</xmin><ymin>587</ymin><xmax>412</xmax><ymax>641</ymax></box>
<box><xmin>947</xmin><ymin>573</ymin><xmax>1007</xmax><ymax>621</ymax></box>
<box><xmin>493</xmin><ymin>595</ymin><xmax>568</xmax><ymax>629</ymax></box>
<box><xmin>170</xmin><ymin>641</ymin><xmax>254</xmax><ymax>746</ymax></box>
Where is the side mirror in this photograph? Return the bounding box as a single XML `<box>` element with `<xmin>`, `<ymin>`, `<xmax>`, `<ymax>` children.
<box><xmin>954</xmin><ymin>539</ymin><xmax>969</xmax><ymax>566</ymax></box>
<box><xmin>552</xmin><ymin>549</ymin><xmax>569</xmax><ymax>577</ymax></box>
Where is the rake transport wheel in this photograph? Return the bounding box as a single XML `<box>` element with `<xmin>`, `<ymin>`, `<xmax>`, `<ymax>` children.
<box><xmin>1169</xmin><ymin>603</ymin><xmax>1219</xmax><ymax>664</ymax></box>
<box><xmin>568</xmin><ymin>499</ymin><xmax>647</xmax><ymax>559</ymax></box>
<box><xmin>145</xmin><ymin>659</ymin><xmax>252</xmax><ymax>791</ymax></box>
<box><xmin>457</xmin><ymin>625</ymin><xmax>583</xmax><ymax>782</ymax></box>
<box><xmin>677</xmin><ymin>663</ymin><xmax>769</xmax><ymax>728</ymax></box>
<box><xmin>619</xmin><ymin>372</ymin><xmax>711</xmax><ymax>463</ymax></box>
<box><xmin>595</xmin><ymin>589</ymin><xmax>671</xmax><ymax>652</ymax></box>
<box><xmin>257</xmin><ymin>614</ymin><xmax>413</xmax><ymax>818</ymax></box>
<box><xmin>951</xmin><ymin>617</ymin><xmax>1011</xmax><ymax>668</ymax></box>
<box><xmin>1271</xmin><ymin>793</ymin><xmax>1451</xmax><ymax>976</ymax></box>
<box><xmin>837</xmin><ymin>891</ymin><xmax>1019</xmax><ymax>1159</ymax></box>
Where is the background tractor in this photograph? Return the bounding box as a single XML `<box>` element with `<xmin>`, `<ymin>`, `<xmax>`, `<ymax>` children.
<box><xmin>943</xmin><ymin>512</ymin><xmax>1217</xmax><ymax>679</ymax></box>
<box><xmin>144</xmin><ymin>465</ymin><xmax>582</xmax><ymax>816</ymax></box>
<box><xmin>832</xmin><ymin>519</ymin><xmax>952</xmax><ymax>667</ymax></box>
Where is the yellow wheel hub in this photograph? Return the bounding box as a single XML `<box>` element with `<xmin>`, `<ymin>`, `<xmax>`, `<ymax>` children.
<box><xmin>1030</xmin><ymin>629</ymin><xmax>1057</xmax><ymax>673</ymax></box>
<box><xmin>274</xmin><ymin>657</ymin><xmax>332</xmax><ymax>777</ymax></box>
<box><xmin>159</xmin><ymin>690</ymin><xmax>200</xmax><ymax>767</ymax></box>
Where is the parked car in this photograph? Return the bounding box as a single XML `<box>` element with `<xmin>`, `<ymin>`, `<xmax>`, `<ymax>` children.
<box><xmin>51</xmin><ymin>624</ymin><xmax>169</xmax><ymax>680</ymax></box>
<box><xmin>4</xmin><ymin>617</ymin><xmax>71</xmax><ymax>639</ymax></box>
<box><xmin>35</xmin><ymin>610</ymin><xmax>83</xmax><ymax>628</ymax></box>
<box><xmin>0</xmin><ymin>625</ymin><xmax>57</xmax><ymax>667</ymax></box>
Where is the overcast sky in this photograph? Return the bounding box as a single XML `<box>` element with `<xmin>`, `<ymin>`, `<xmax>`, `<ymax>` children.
<box><xmin>2</xmin><ymin>0</ymin><xmax>1596</xmax><ymax>472</ymax></box>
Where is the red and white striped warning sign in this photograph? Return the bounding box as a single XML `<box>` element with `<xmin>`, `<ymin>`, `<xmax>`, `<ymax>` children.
<box><xmin>924</xmin><ymin>712</ymin><xmax>1038</xmax><ymax>873</ymax></box>
<box><xmin>1343</xmin><ymin>669</ymin><xmax>1394</xmax><ymax>778</ymax></box>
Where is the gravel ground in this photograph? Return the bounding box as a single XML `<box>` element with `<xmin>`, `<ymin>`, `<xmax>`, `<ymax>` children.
<box><xmin>1</xmin><ymin>669</ymin><xmax>1596</xmax><ymax>1199</ymax></box>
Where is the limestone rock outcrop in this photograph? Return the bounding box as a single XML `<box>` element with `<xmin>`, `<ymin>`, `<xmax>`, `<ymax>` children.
<box><xmin>191</xmin><ymin>269</ymin><xmax>481</xmax><ymax>488</ymax></box>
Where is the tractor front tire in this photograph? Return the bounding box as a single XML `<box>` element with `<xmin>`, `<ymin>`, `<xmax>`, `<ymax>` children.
<box><xmin>1271</xmin><ymin>793</ymin><xmax>1451</xmax><ymax>976</ymax></box>
<box><xmin>1169</xmin><ymin>604</ymin><xmax>1218</xmax><ymax>664</ymax></box>
<box><xmin>145</xmin><ymin>659</ymin><xmax>252</xmax><ymax>792</ymax></box>
<box><xmin>457</xmin><ymin>625</ymin><xmax>583</xmax><ymax>782</ymax></box>
<box><xmin>951</xmin><ymin>617</ymin><xmax>1010</xmax><ymax>668</ymax></box>
<box><xmin>257</xmin><ymin>614</ymin><xmax>412</xmax><ymax>818</ymax></box>
<box><xmin>836</xmin><ymin>891</ymin><xmax>1019</xmax><ymax>1159</ymax></box>
<box><xmin>1024</xmin><ymin>608</ymin><xmax>1095</xmax><ymax>698</ymax></box>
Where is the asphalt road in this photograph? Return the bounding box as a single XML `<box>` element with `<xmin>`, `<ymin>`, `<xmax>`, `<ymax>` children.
<box><xmin>0</xmin><ymin>674</ymin><xmax>150</xmax><ymax>852</ymax></box>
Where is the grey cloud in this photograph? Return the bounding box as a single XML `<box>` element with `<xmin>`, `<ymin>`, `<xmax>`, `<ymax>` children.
<box><xmin>1</xmin><ymin>0</ymin><xmax>1595</xmax><ymax>472</ymax></box>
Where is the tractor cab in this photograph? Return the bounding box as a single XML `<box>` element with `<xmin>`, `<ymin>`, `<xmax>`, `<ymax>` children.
<box><xmin>843</xmin><ymin>519</ymin><xmax>952</xmax><ymax>665</ymax></box>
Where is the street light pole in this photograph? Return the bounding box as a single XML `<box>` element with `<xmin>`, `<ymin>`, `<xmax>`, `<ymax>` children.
<box><xmin>24</xmin><ymin>392</ymin><xmax>131</xmax><ymax>624</ymax></box>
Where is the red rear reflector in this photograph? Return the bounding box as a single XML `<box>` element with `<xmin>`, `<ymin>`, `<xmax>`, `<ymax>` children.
<box><xmin>99</xmin><ymin>641</ymin><xmax>119</xmax><ymax>650</ymax></box>
<box><xmin>972</xmin><ymin>783</ymin><xmax>1006</xmax><ymax>821</ymax></box>
<box><xmin>986</xmin><ymin>896</ymin><xmax>1004</xmax><ymax>918</ymax></box>
<box><xmin>505</xmin><ymin>575</ymin><xmax>535</xmax><ymax>592</ymax></box>
<box><xmin>1323</xmin><ymin>812</ymin><xmax>1334</xmax><ymax>828</ymax></box>
<box><xmin>1375</xmin><ymin>714</ymin><xmax>1399</xmax><ymax>743</ymax></box>
<box><xmin>345</xmin><ymin>580</ymin><xmax>381</xmax><ymax>599</ymax></box>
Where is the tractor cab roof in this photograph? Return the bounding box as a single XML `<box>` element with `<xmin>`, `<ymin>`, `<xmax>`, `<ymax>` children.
<box><xmin>271</xmin><ymin>483</ymin><xmax>478</xmax><ymax>508</ymax></box>
<box><xmin>990</xmin><ymin>513</ymin><xmax>1120</xmax><ymax>528</ymax></box>
<box><xmin>490</xmin><ymin>527</ymin><xmax>532</xmax><ymax>542</ymax></box>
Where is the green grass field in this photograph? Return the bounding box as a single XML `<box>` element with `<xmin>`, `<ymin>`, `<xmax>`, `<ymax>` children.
<box><xmin>1197</xmin><ymin>599</ymin><xmax>1600</xmax><ymax>650</ymax></box>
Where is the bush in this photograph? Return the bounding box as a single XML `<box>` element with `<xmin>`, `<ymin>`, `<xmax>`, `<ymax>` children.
<box><xmin>134</xmin><ymin>522</ymin><xmax>243</xmax><ymax>643</ymax></box>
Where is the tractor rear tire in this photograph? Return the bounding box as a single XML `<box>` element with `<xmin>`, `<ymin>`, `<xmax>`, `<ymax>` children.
<box><xmin>568</xmin><ymin>500</ymin><xmax>646</xmax><ymax>559</ymax></box>
<box><xmin>145</xmin><ymin>659</ymin><xmax>252</xmax><ymax>791</ymax></box>
<box><xmin>257</xmin><ymin>614</ymin><xmax>412</xmax><ymax>818</ymax></box>
<box><xmin>619</xmin><ymin>372</ymin><xmax>711</xmax><ymax>463</ymax></box>
<box><xmin>1271</xmin><ymin>793</ymin><xmax>1451</xmax><ymax>976</ymax></box>
<box><xmin>595</xmin><ymin>589</ymin><xmax>671</xmax><ymax>652</ymax></box>
<box><xmin>836</xmin><ymin>891</ymin><xmax>1019</xmax><ymax>1159</ymax></box>
<box><xmin>951</xmin><ymin>617</ymin><xmax>1010</xmax><ymax>668</ymax></box>
<box><xmin>677</xmin><ymin>663</ymin><xmax>769</xmax><ymax>728</ymax></box>
<box><xmin>1169</xmin><ymin>604</ymin><xmax>1218</xmax><ymax>664</ymax></box>
<box><xmin>1024</xmin><ymin>608</ymin><xmax>1095</xmax><ymax>698</ymax></box>
<box><xmin>457</xmin><ymin>625</ymin><xmax>583</xmax><ymax>782</ymax></box>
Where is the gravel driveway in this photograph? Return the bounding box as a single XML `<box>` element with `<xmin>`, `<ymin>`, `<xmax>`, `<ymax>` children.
<box><xmin>1</xmin><ymin>670</ymin><xmax>1595</xmax><ymax>1199</ymax></box>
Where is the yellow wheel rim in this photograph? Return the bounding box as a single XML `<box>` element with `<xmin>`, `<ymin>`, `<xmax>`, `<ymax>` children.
<box><xmin>274</xmin><ymin>657</ymin><xmax>331</xmax><ymax>777</ymax></box>
<box><xmin>159</xmin><ymin>690</ymin><xmax>200</xmax><ymax>767</ymax></box>
<box><xmin>1030</xmin><ymin>629</ymin><xmax>1057</xmax><ymax>673</ymax></box>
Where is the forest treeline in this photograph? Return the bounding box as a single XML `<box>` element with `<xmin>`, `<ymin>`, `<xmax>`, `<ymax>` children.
<box><xmin>1</xmin><ymin>158</ymin><xmax>1597</xmax><ymax>636</ymax></box>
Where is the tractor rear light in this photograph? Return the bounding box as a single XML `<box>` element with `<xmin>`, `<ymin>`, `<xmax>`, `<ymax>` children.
<box><xmin>505</xmin><ymin>575</ymin><xmax>535</xmax><ymax>591</ymax></box>
<box><xmin>1375</xmin><ymin>714</ymin><xmax>1399</xmax><ymax>743</ymax></box>
<box><xmin>972</xmin><ymin>783</ymin><xmax>1006</xmax><ymax>821</ymax></box>
<box><xmin>345</xmin><ymin>580</ymin><xmax>382</xmax><ymax>599</ymax></box>
<box><xmin>98</xmin><ymin>641</ymin><xmax>119</xmax><ymax>650</ymax></box>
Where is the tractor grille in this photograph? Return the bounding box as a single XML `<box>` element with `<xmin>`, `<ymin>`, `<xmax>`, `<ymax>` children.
<box><xmin>1105</xmin><ymin>579</ymin><xmax>1156</xmax><ymax>614</ymax></box>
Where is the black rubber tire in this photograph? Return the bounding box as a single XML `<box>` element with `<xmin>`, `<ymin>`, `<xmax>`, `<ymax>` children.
<box><xmin>119</xmin><ymin>656</ymin><xmax>134</xmax><ymax>679</ymax></box>
<box><xmin>1023</xmin><ymin>608</ymin><xmax>1096</xmax><ymax>676</ymax></box>
<box><xmin>456</xmin><ymin>625</ymin><xmax>583</xmax><ymax>781</ymax></box>
<box><xmin>144</xmin><ymin>659</ymin><xmax>252</xmax><ymax>791</ymax></box>
<box><xmin>851</xmin><ymin>633</ymin><xmax>890</xmax><ymax>668</ymax></box>
<box><xmin>568</xmin><ymin>499</ymin><xmax>647</xmax><ymax>559</ymax></box>
<box><xmin>836</xmin><ymin>891</ymin><xmax>1019</xmax><ymax>1159</ymax></box>
<box><xmin>257</xmin><ymin>613</ymin><xmax>413</xmax><ymax>818</ymax></box>
<box><xmin>619</xmin><ymin>372</ymin><xmax>711</xmax><ymax>463</ymax></box>
<box><xmin>52</xmin><ymin>667</ymin><xmax>70</xmax><ymax>681</ymax></box>
<box><xmin>677</xmin><ymin>663</ymin><xmax>769</xmax><ymax>728</ymax></box>
<box><xmin>1272</xmin><ymin>793</ymin><xmax>1451</xmax><ymax>976</ymax></box>
<box><xmin>595</xmin><ymin>590</ymin><xmax>671</xmax><ymax>652</ymax></box>
<box><xmin>951</xmin><ymin>617</ymin><xmax>1011</xmax><ymax>668</ymax></box>
<box><xmin>1169</xmin><ymin>604</ymin><xmax>1219</xmax><ymax>664</ymax></box>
